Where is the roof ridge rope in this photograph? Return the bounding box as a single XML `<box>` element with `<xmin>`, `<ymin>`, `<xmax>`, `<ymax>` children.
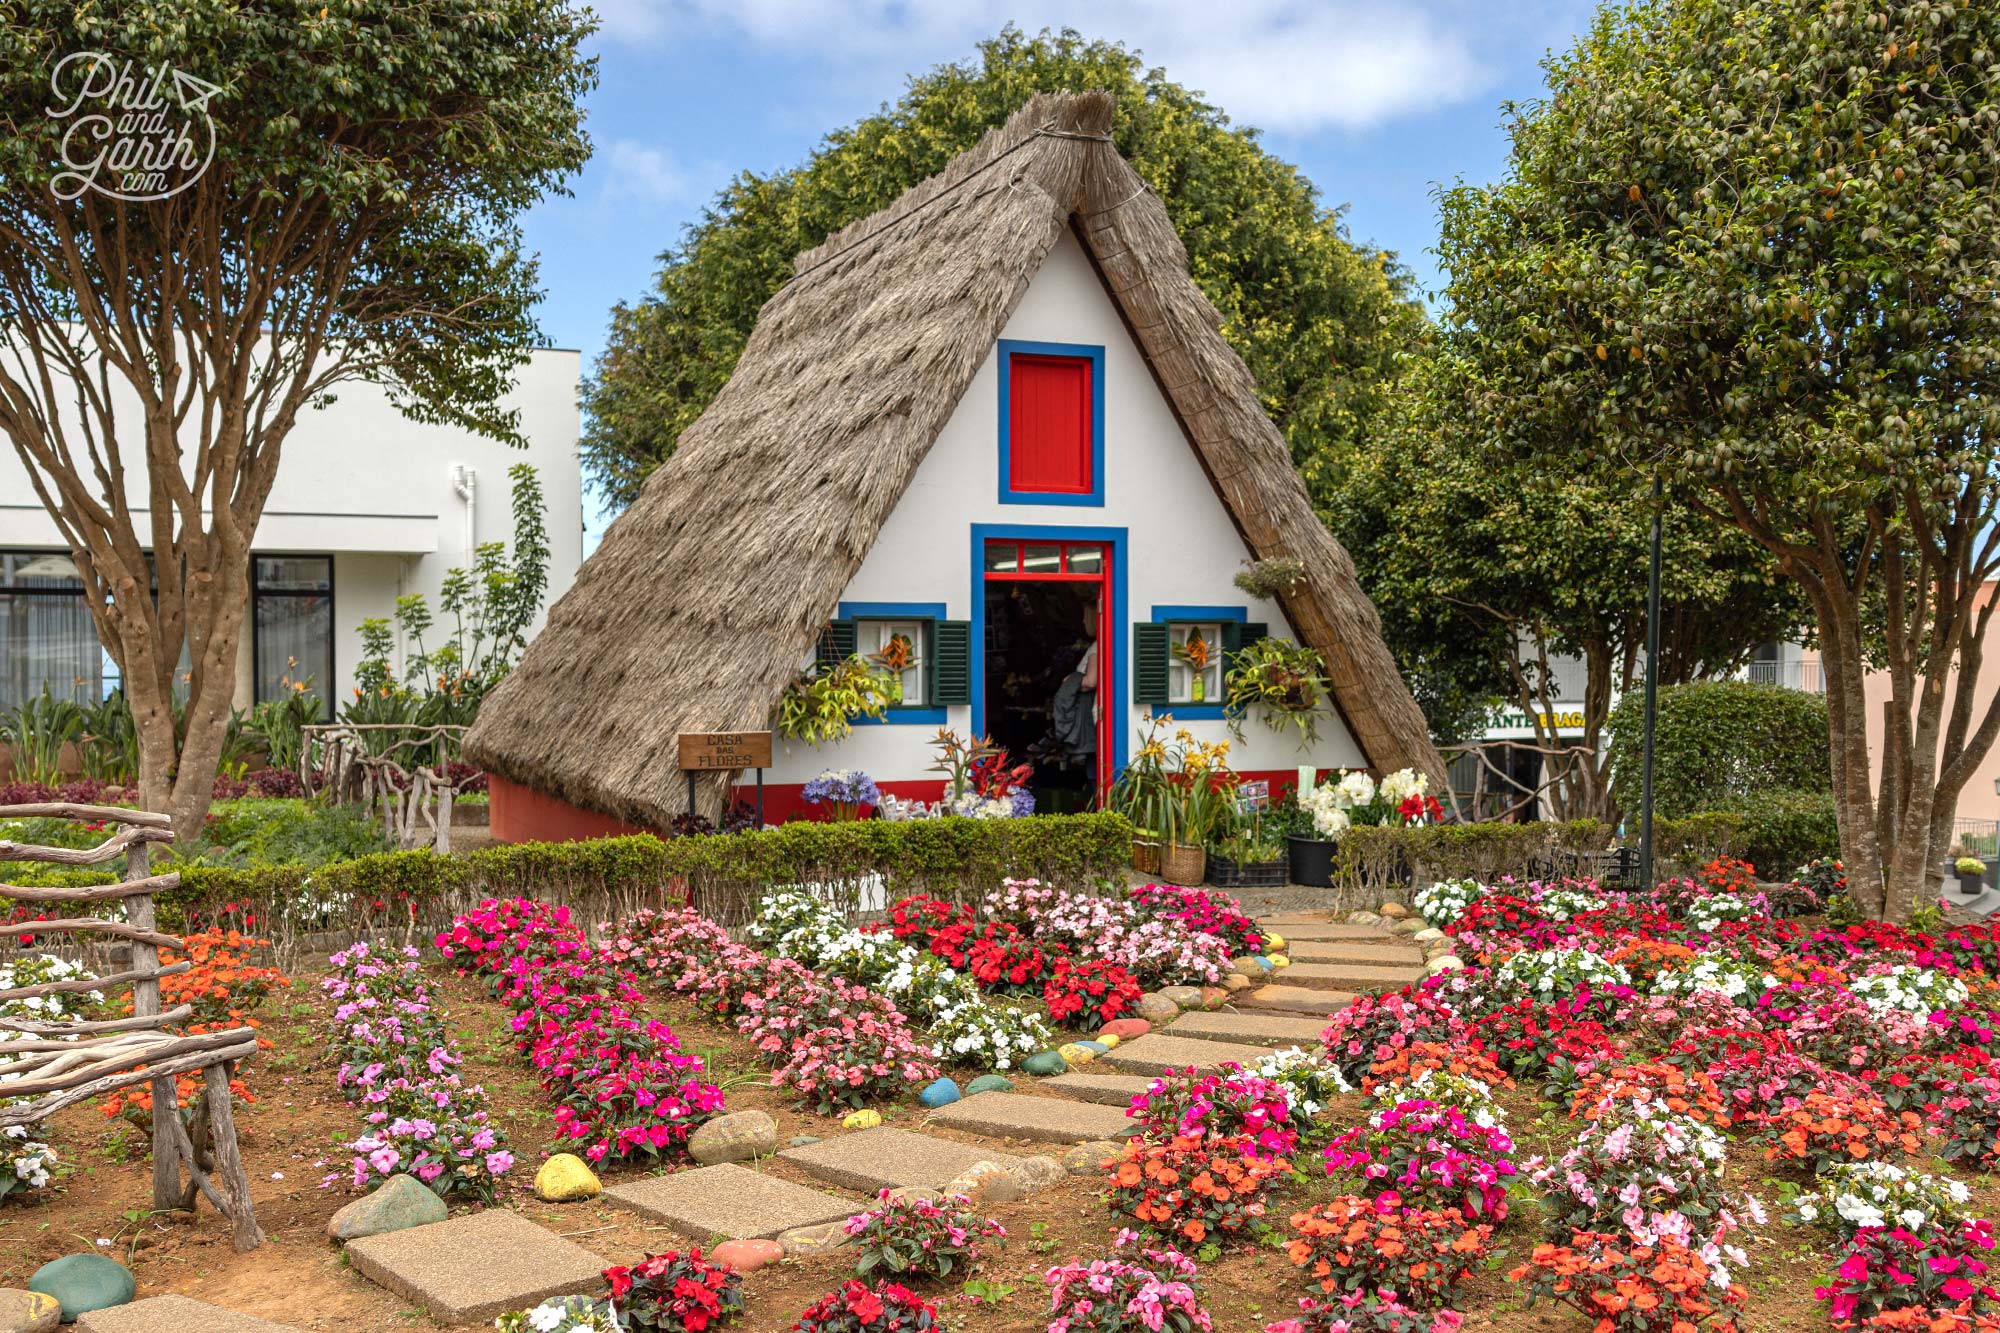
<box><xmin>782</xmin><ymin>123</ymin><xmax>1115</xmax><ymax>290</ymax></box>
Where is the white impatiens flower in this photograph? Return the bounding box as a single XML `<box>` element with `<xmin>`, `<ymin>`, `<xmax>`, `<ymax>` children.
<box><xmin>1848</xmin><ymin>965</ymin><xmax>1972</xmax><ymax>1016</ymax></box>
<box><xmin>1788</xmin><ymin>1162</ymin><xmax>1972</xmax><ymax>1240</ymax></box>
<box><xmin>1413</xmin><ymin>878</ymin><xmax>1486</xmax><ymax>927</ymax></box>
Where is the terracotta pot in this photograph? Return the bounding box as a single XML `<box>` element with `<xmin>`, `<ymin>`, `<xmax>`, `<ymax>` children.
<box><xmin>1159</xmin><ymin>843</ymin><xmax>1207</xmax><ymax>887</ymax></box>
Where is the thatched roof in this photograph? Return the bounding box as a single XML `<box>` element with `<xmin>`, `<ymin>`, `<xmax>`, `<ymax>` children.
<box><xmin>466</xmin><ymin>90</ymin><xmax>1444</xmax><ymax>828</ymax></box>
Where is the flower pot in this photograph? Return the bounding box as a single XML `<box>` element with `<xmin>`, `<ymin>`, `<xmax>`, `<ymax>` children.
<box><xmin>1159</xmin><ymin>843</ymin><xmax>1207</xmax><ymax>887</ymax></box>
<box><xmin>1287</xmin><ymin>834</ymin><xmax>1337</xmax><ymax>888</ymax></box>
<box><xmin>1207</xmin><ymin>853</ymin><xmax>1287</xmax><ymax>889</ymax></box>
<box><xmin>1957</xmin><ymin>868</ymin><xmax>1986</xmax><ymax>898</ymax></box>
<box><xmin>1132</xmin><ymin>834</ymin><xmax>1161</xmax><ymax>875</ymax></box>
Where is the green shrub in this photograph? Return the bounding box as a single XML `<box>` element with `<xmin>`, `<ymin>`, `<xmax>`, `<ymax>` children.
<box><xmin>1</xmin><ymin>812</ymin><xmax>1134</xmax><ymax>943</ymax></box>
<box><xmin>1607</xmin><ymin>680</ymin><xmax>1830</xmax><ymax>816</ymax></box>
<box><xmin>1695</xmin><ymin>789</ymin><xmax>1839</xmax><ymax>879</ymax></box>
<box><xmin>1333</xmin><ymin>820</ymin><xmax>1613</xmax><ymax>901</ymax></box>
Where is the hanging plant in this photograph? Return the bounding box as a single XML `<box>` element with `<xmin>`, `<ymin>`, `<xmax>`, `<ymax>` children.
<box><xmin>1233</xmin><ymin>556</ymin><xmax>1307</xmax><ymax>601</ymax></box>
<box><xmin>1224</xmin><ymin>637</ymin><xmax>1330</xmax><ymax>750</ymax></box>
<box><xmin>775</xmin><ymin>655</ymin><xmax>898</xmax><ymax>746</ymax></box>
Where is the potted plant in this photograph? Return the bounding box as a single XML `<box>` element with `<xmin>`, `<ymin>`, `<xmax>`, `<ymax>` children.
<box><xmin>1121</xmin><ymin>714</ymin><xmax>1234</xmax><ymax>885</ymax></box>
<box><xmin>1110</xmin><ymin>716</ymin><xmax>1176</xmax><ymax>874</ymax></box>
<box><xmin>1285</xmin><ymin>768</ymin><xmax>1441</xmax><ymax>889</ymax></box>
<box><xmin>1954</xmin><ymin>853</ymin><xmax>1987</xmax><ymax>897</ymax></box>
<box><xmin>777</xmin><ymin>654</ymin><xmax>898</xmax><ymax>745</ymax></box>
<box><xmin>1208</xmin><ymin>823</ymin><xmax>1287</xmax><ymax>889</ymax></box>
<box><xmin>1172</xmin><ymin>629</ymin><xmax>1214</xmax><ymax>703</ymax></box>
<box><xmin>1223</xmin><ymin>637</ymin><xmax>1331</xmax><ymax>749</ymax></box>
<box><xmin>803</xmin><ymin>769</ymin><xmax>882</xmax><ymax>822</ymax></box>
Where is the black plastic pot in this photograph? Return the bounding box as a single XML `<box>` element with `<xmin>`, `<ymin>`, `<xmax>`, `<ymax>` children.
<box><xmin>1286</xmin><ymin>834</ymin><xmax>1337</xmax><ymax>888</ymax></box>
<box><xmin>1208</xmin><ymin>853</ymin><xmax>1288</xmax><ymax>889</ymax></box>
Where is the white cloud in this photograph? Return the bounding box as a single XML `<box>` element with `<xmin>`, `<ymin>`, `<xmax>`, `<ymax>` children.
<box><xmin>590</xmin><ymin>0</ymin><xmax>1529</xmax><ymax>133</ymax></box>
<box><xmin>598</xmin><ymin>138</ymin><xmax>692</xmax><ymax>205</ymax></box>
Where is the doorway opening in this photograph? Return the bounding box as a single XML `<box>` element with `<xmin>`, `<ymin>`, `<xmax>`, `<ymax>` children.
<box><xmin>981</xmin><ymin>539</ymin><xmax>1111</xmax><ymax>811</ymax></box>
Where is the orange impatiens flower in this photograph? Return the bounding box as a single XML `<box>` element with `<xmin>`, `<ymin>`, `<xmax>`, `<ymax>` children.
<box><xmin>1103</xmin><ymin>1134</ymin><xmax>1285</xmax><ymax>1250</ymax></box>
<box><xmin>1286</xmin><ymin>1196</ymin><xmax>1492</xmax><ymax>1311</ymax></box>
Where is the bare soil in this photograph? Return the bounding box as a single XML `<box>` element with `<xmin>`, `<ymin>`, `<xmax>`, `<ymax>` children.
<box><xmin>3</xmin><ymin>953</ymin><xmax>1982</xmax><ymax>1333</ymax></box>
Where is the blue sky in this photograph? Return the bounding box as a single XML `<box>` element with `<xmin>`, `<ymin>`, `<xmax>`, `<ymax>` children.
<box><xmin>520</xmin><ymin>0</ymin><xmax>1600</xmax><ymax>530</ymax></box>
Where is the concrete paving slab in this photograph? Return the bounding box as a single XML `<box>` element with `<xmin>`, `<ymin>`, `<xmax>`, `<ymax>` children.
<box><xmin>1278</xmin><ymin>962</ymin><xmax>1424</xmax><ymax>990</ymax></box>
<box><xmin>778</xmin><ymin>1128</ymin><xmax>1024</xmax><ymax>1194</ymax></box>
<box><xmin>1044</xmin><ymin>1072</ymin><xmax>1156</xmax><ymax>1106</ymax></box>
<box><xmin>923</xmin><ymin>1092</ymin><xmax>1135</xmax><ymax>1144</ymax></box>
<box><xmin>344</xmin><ymin>1208</ymin><xmax>606</xmax><ymax>1326</ymax></box>
<box><xmin>1240</xmin><ymin>983</ymin><xmax>1367</xmax><ymax>1016</ymax></box>
<box><xmin>1100</xmin><ymin>1033</ymin><xmax>1273</xmax><ymax>1077</ymax></box>
<box><xmin>1256</xmin><ymin>922</ymin><xmax>1397</xmax><ymax>941</ymax></box>
<box><xmin>76</xmin><ymin>1298</ymin><xmax>303</xmax><ymax>1333</ymax></box>
<box><xmin>1167</xmin><ymin>1010</ymin><xmax>1335</xmax><ymax>1046</ymax></box>
<box><xmin>1285</xmin><ymin>940</ymin><xmax>1425</xmax><ymax>965</ymax></box>
<box><xmin>602</xmin><ymin>1163</ymin><xmax>857</xmax><ymax>1241</ymax></box>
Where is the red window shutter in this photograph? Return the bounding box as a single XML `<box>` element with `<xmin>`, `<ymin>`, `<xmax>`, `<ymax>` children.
<box><xmin>1008</xmin><ymin>354</ymin><xmax>1092</xmax><ymax>493</ymax></box>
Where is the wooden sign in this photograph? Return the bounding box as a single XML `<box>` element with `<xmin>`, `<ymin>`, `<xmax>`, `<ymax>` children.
<box><xmin>677</xmin><ymin>730</ymin><xmax>773</xmax><ymax>771</ymax></box>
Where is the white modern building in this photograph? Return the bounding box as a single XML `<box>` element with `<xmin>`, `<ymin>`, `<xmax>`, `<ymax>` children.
<box><xmin>0</xmin><ymin>349</ymin><xmax>584</xmax><ymax>721</ymax></box>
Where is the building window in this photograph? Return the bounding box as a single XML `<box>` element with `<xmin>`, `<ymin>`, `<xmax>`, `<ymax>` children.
<box><xmin>859</xmin><ymin>618</ymin><xmax>929</xmax><ymax>708</ymax></box>
<box><xmin>998</xmin><ymin>340</ymin><xmax>1105</xmax><ymax>506</ymax></box>
<box><xmin>0</xmin><ymin>551</ymin><xmax>105</xmax><ymax>707</ymax></box>
<box><xmin>253</xmin><ymin>555</ymin><xmax>333</xmax><ymax>718</ymax></box>
<box><xmin>1168</xmin><ymin>622</ymin><xmax>1223</xmax><ymax>705</ymax></box>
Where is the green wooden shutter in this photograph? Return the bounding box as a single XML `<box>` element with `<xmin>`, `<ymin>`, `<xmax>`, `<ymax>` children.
<box><xmin>933</xmin><ymin>620</ymin><xmax>971</xmax><ymax>705</ymax></box>
<box><xmin>1223</xmin><ymin>621</ymin><xmax>1267</xmax><ymax>675</ymax></box>
<box><xmin>1132</xmin><ymin>622</ymin><xmax>1170</xmax><ymax>706</ymax></box>
<box><xmin>816</xmin><ymin>619</ymin><xmax>856</xmax><ymax>671</ymax></box>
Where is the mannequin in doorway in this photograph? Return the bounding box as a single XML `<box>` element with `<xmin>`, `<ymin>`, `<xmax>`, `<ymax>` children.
<box><xmin>1051</xmin><ymin>600</ymin><xmax>1099</xmax><ymax>769</ymax></box>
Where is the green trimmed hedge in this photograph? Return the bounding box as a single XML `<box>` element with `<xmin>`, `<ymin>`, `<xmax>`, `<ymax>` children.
<box><xmin>4</xmin><ymin>812</ymin><xmax>1134</xmax><ymax>942</ymax></box>
<box><xmin>1696</xmin><ymin>789</ymin><xmax>1839</xmax><ymax>878</ymax></box>
<box><xmin>1607</xmin><ymin>680</ymin><xmax>1831</xmax><ymax>816</ymax></box>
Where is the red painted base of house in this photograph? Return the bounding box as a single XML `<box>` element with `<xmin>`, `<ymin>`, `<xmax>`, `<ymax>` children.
<box><xmin>488</xmin><ymin>769</ymin><xmax>1326</xmax><ymax>845</ymax></box>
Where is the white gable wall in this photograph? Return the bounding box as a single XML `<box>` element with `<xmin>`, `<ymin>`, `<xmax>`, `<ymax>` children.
<box><xmin>766</xmin><ymin>227</ymin><xmax>1367</xmax><ymax>786</ymax></box>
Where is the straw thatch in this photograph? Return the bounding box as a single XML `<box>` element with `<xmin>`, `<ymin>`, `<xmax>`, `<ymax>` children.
<box><xmin>466</xmin><ymin>90</ymin><xmax>1444</xmax><ymax>828</ymax></box>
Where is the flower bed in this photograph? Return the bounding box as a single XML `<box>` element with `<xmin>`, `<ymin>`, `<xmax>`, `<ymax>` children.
<box><xmin>437</xmin><ymin>899</ymin><xmax>725</xmax><ymax>1163</ymax></box>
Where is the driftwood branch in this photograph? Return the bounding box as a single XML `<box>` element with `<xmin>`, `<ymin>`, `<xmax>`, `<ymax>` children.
<box><xmin>0</xmin><ymin>825</ymin><xmax>175</xmax><ymax>866</ymax></box>
<box><xmin>0</xmin><ymin>1028</ymin><xmax>258</xmax><ymax>1098</ymax></box>
<box><xmin>0</xmin><ymin>917</ymin><xmax>182</xmax><ymax>949</ymax></box>
<box><xmin>0</xmin><ymin>1039</ymin><xmax>260</xmax><ymax>1128</ymax></box>
<box><xmin>0</xmin><ymin>803</ymin><xmax>173</xmax><ymax>828</ymax></box>
<box><xmin>0</xmin><ymin>960</ymin><xmax>190</xmax><ymax>1002</ymax></box>
<box><xmin>0</xmin><ymin>1004</ymin><xmax>193</xmax><ymax>1036</ymax></box>
<box><xmin>0</xmin><ymin>872</ymin><xmax>183</xmax><ymax>903</ymax></box>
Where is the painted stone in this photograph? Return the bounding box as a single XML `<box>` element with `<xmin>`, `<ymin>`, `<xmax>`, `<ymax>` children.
<box><xmin>0</xmin><ymin>1289</ymin><xmax>60</xmax><ymax>1333</ymax></box>
<box><xmin>1021</xmin><ymin>1050</ymin><xmax>1068</xmax><ymax>1077</ymax></box>
<box><xmin>918</xmin><ymin>1078</ymin><xmax>961</xmax><ymax>1108</ymax></box>
<box><xmin>1228</xmin><ymin>955</ymin><xmax>1264</xmax><ymax>978</ymax></box>
<box><xmin>1057</xmin><ymin>1042</ymin><xmax>1095</xmax><ymax>1067</ymax></box>
<box><xmin>326</xmin><ymin>1171</ymin><xmax>448</xmax><ymax>1242</ymax></box>
<box><xmin>1074</xmin><ymin>1039</ymin><xmax>1109</xmax><ymax>1055</ymax></box>
<box><xmin>1199</xmin><ymin>987</ymin><xmax>1230</xmax><ymax>1010</ymax></box>
<box><xmin>841</xmin><ymin>1109</ymin><xmax>883</xmax><ymax>1130</ymax></box>
<box><xmin>689</xmin><ymin>1110</ymin><xmax>779</xmax><ymax>1165</ymax></box>
<box><xmin>942</xmin><ymin>1160</ymin><xmax>1022</xmax><ymax>1205</ymax></box>
<box><xmin>1133</xmin><ymin>994</ymin><xmax>1179</xmax><ymax>1023</ymax></box>
<box><xmin>27</xmin><ymin>1256</ymin><xmax>134</xmax><ymax>1322</ymax></box>
<box><xmin>1222</xmin><ymin>974</ymin><xmax>1250</xmax><ymax>992</ymax></box>
<box><xmin>1157</xmin><ymin>986</ymin><xmax>1204</xmax><ymax>1008</ymax></box>
<box><xmin>710</xmin><ymin>1239</ymin><xmax>784</xmax><ymax>1273</ymax></box>
<box><xmin>1094</xmin><ymin>1033</ymin><xmax>1120</xmax><ymax>1050</ymax></box>
<box><xmin>964</xmin><ymin>1074</ymin><xmax>1014</xmax><ymax>1096</ymax></box>
<box><xmin>787</xmin><ymin>1135</ymin><xmax>822</xmax><ymax>1147</ymax></box>
<box><xmin>1265</xmin><ymin>953</ymin><xmax>1290</xmax><ymax>969</ymax></box>
<box><xmin>1098</xmin><ymin>1018</ymin><xmax>1150</xmax><ymax>1041</ymax></box>
<box><xmin>534</xmin><ymin>1153</ymin><xmax>601</xmax><ymax>1202</ymax></box>
<box><xmin>1264</xmin><ymin>932</ymin><xmax>1286</xmax><ymax>951</ymax></box>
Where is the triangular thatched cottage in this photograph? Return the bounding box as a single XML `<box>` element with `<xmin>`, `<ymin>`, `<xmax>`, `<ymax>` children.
<box><xmin>467</xmin><ymin>91</ymin><xmax>1443</xmax><ymax>839</ymax></box>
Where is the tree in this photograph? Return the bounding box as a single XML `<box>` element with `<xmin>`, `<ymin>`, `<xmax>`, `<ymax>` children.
<box><xmin>1333</xmin><ymin>344</ymin><xmax>1806</xmax><ymax>821</ymax></box>
<box><xmin>0</xmin><ymin>1</ymin><xmax>594</xmax><ymax>836</ymax></box>
<box><xmin>1426</xmin><ymin>0</ymin><xmax>2000</xmax><ymax>918</ymax></box>
<box><xmin>581</xmin><ymin>26</ymin><xmax>1423</xmax><ymax>512</ymax></box>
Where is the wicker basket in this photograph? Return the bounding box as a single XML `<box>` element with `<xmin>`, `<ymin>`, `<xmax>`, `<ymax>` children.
<box><xmin>1132</xmin><ymin>835</ymin><xmax>1161</xmax><ymax>875</ymax></box>
<box><xmin>1159</xmin><ymin>842</ymin><xmax>1207</xmax><ymax>887</ymax></box>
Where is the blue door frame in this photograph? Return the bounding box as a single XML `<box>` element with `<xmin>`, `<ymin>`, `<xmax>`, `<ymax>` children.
<box><xmin>968</xmin><ymin>522</ymin><xmax>1130</xmax><ymax>786</ymax></box>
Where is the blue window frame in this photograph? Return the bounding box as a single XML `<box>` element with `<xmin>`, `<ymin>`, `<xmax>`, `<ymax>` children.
<box><xmin>996</xmin><ymin>339</ymin><xmax>1106</xmax><ymax>507</ymax></box>
<box><xmin>969</xmin><ymin>523</ymin><xmax>1129</xmax><ymax>778</ymax></box>
<box><xmin>838</xmin><ymin>600</ymin><xmax>949</xmax><ymax>725</ymax></box>
<box><xmin>1148</xmin><ymin>604</ymin><xmax>1246</xmax><ymax>721</ymax></box>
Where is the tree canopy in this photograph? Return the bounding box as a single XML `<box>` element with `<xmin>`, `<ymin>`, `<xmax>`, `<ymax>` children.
<box><xmin>0</xmin><ymin>0</ymin><xmax>594</xmax><ymax>834</ymax></box>
<box><xmin>1423</xmin><ymin>0</ymin><xmax>2000</xmax><ymax>917</ymax></box>
<box><xmin>581</xmin><ymin>26</ymin><xmax>1424</xmax><ymax>512</ymax></box>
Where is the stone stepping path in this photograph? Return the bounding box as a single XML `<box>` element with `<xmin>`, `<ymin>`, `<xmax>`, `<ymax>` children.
<box><xmin>345</xmin><ymin>1208</ymin><xmax>607</xmax><ymax>1326</ymax></box>
<box><xmin>1240</xmin><ymin>981</ymin><xmax>1366</xmax><ymax>1016</ymax></box>
<box><xmin>1277</xmin><ymin>961</ymin><xmax>1423</xmax><ymax>990</ymax></box>
<box><xmin>603</xmin><ymin>1162</ymin><xmax>857</xmax><ymax>1241</ymax></box>
<box><xmin>923</xmin><ymin>1091</ymin><xmax>1135</xmax><ymax>1144</ymax></box>
<box><xmin>1044</xmin><ymin>1072</ymin><xmax>1155</xmax><ymax>1105</ymax></box>
<box><xmin>76</xmin><ymin>1297</ymin><xmax>304</xmax><ymax>1332</ymax></box>
<box><xmin>1286</xmin><ymin>939</ymin><xmax>1424</xmax><ymax>965</ymax></box>
<box><xmin>1167</xmin><ymin>1010</ymin><xmax>1334</xmax><ymax>1046</ymax></box>
<box><xmin>779</xmin><ymin>1126</ymin><xmax>1025</xmax><ymax>1194</ymax></box>
<box><xmin>1101</xmin><ymin>1033</ymin><xmax>1273</xmax><ymax>1076</ymax></box>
